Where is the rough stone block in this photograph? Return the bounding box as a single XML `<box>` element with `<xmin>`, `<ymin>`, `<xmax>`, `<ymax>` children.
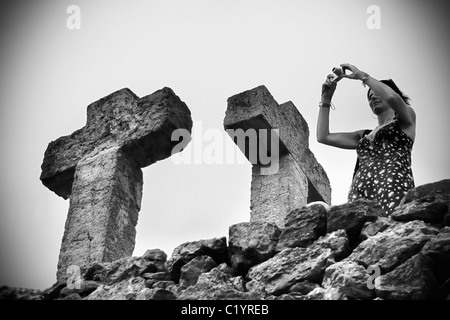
<box><xmin>247</xmin><ymin>246</ymin><xmax>333</xmax><ymax>295</ymax></box>
<box><xmin>276</xmin><ymin>203</ymin><xmax>327</xmax><ymax>251</ymax></box>
<box><xmin>165</xmin><ymin>237</ymin><xmax>228</xmax><ymax>283</ymax></box>
<box><xmin>327</xmin><ymin>199</ymin><xmax>385</xmax><ymax>247</ymax></box>
<box><xmin>322</xmin><ymin>260</ymin><xmax>375</xmax><ymax>300</ymax></box>
<box><xmin>228</xmin><ymin>221</ymin><xmax>280</xmax><ymax>275</ymax></box>
<box><xmin>375</xmin><ymin>254</ymin><xmax>437</xmax><ymax>300</ymax></box>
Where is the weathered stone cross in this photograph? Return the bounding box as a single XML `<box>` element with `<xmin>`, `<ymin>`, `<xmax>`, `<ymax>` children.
<box><xmin>224</xmin><ymin>85</ymin><xmax>331</xmax><ymax>227</ymax></box>
<box><xmin>40</xmin><ymin>87</ymin><xmax>192</xmax><ymax>281</ymax></box>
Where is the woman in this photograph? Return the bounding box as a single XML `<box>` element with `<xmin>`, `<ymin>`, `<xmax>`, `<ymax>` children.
<box><xmin>317</xmin><ymin>63</ymin><xmax>416</xmax><ymax>215</ymax></box>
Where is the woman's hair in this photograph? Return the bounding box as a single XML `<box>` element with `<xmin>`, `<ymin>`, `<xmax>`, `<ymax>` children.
<box><xmin>367</xmin><ymin>79</ymin><xmax>411</xmax><ymax>105</ymax></box>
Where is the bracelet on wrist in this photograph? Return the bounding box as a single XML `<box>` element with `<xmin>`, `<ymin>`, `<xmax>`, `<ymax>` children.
<box><xmin>319</xmin><ymin>102</ymin><xmax>335</xmax><ymax>110</ymax></box>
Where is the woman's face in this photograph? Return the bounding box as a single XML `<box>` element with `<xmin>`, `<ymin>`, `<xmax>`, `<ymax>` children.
<box><xmin>368</xmin><ymin>90</ymin><xmax>388</xmax><ymax>115</ymax></box>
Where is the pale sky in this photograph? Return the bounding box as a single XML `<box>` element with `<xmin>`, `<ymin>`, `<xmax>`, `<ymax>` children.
<box><xmin>1</xmin><ymin>0</ymin><xmax>449</xmax><ymax>290</ymax></box>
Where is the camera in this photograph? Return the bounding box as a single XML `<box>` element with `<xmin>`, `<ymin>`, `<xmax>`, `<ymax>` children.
<box><xmin>330</xmin><ymin>67</ymin><xmax>344</xmax><ymax>83</ymax></box>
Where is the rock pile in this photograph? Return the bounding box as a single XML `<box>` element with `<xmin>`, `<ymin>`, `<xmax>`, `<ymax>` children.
<box><xmin>2</xmin><ymin>179</ymin><xmax>449</xmax><ymax>300</ymax></box>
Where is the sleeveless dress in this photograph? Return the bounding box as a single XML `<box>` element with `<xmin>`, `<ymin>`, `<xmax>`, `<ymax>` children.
<box><xmin>347</xmin><ymin>119</ymin><xmax>415</xmax><ymax>215</ymax></box>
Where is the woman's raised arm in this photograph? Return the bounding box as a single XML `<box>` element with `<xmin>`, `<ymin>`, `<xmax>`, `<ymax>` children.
<box><xmin>316</xmin><ymin>74</ymin><xmax>366</xmax><ymax>149</ymax></box>
<box><xmin>341</xmin><ymin>63</ymin><xmax>416</xmax><ymax>141</ymax></box>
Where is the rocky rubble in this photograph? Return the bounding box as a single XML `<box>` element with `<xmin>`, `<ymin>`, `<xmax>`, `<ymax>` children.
<box><xmin>1</xmin><ymin>179</ymin><xmax>449</xmax><ymax>300</ymax></box>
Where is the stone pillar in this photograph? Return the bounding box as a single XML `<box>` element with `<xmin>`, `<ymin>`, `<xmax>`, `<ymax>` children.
<box><xmin>56</xmin><ymin>148</ymin><xmax>142</xmax><ymax>280</ymax></box>
<box><xmin>40</xmin><ymin>87</ymin><xmax>192</xmax><ymax>281</ymax></box>
<box><xmin>250</xmin><ymin>153</ymin><xmax>309</xmax><ymax>227</ymax></box>
<box><xmin>224</xmin><ymin>85</ymin><xmax>331</xmax><ymax>227</ymax></box>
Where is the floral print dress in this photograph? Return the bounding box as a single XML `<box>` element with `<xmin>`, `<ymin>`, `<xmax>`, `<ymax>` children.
<box><xmin>348</xmin><ymin>119</ymin><xmax>415</xmax><ymax>214</ymax></box>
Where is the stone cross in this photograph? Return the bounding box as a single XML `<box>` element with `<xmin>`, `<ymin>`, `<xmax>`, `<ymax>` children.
<box><xmin>40</xmin><ymin>87</ymin><xmax>192</xmax><ymax>281</ymax></box>
<box><xmin>224</xmin><ymin>85</ymin><xmax>331</xmax><ymax>227</ymax></box>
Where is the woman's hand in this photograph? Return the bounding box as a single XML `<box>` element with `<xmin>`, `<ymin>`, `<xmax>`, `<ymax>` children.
<box><xmin>321</xmin><ymin>74</ymin><xmax>338</xmax><ymax>103</ymax></box>
<box><xmin>340</xmin><ymin>63</ymin><xmax>365</xmax><ymax>80</ymax></box>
